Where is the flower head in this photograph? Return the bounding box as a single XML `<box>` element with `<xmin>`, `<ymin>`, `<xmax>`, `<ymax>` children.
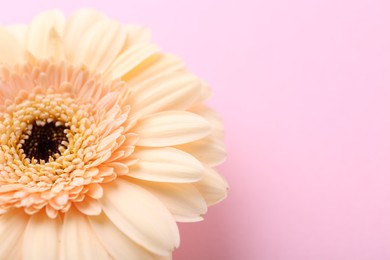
<box><xmin>0</xmin><ymin>9</ymin><xmax>227</xmax><ymax>259</ymax></box>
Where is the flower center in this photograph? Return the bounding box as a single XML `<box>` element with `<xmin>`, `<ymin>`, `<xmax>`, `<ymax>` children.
<box><xmin>20</xmin><ymin>121</ymin><xmax>69</xmax><ymax>162</ymax></box>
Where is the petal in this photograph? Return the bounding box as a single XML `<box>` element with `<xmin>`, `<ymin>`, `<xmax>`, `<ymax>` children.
<box><xmin>8</xmin><ymin>238</ymin><xmax>23</xmax><ymax>259</ymax></box>
<box><xmin>6</xmin><ymin>24</ymin><xmax>27</xmax><ymax>46</ymax></box>
<box><xmin>105</xmin><ymin>43</ymin><xmax>159</xmax><ymax>79</ymax></box>
<box><xmin>134</xmin><ymin>111</ymin><xmax>210</xmax><ymax>147</ymax></box>
<box><xmin>72</xmin><ymin>20</ymin><xmax>127</xmax><ymax>72</ymax></box>
<box><xmin>25</xmin><ymin>10</ymin><xmax>65</xmax><ymax>59</ymax></box>
<box><xmin>123</xmin><ymin>53</ymin><xmax>185</xmax><ymax>86</ymax></box>
<box><xmin>126</xmin><ymin>147</ymin><xmax>203</xmax><ymax>183</ymax></box>
<box><xmin>0</xmin><ymin>27</ymin><xmax>24</xmax><ymax>65</ymax></box>
<box><xmin>129</xmin><ymin>72</ymin><xmax>201</xmax><ymax>117</ymax></box>
<box><xmin>95</xmin><ymin>92</ymin><xmax>119</xmax><ymax>113</ymax></box>
<box><xmin>47</xmin><ymin>27</ymin><xmax>65</xmax><ymax>61</ymax></box>
<box><xmin>175</xmin><ymin>135</ymin><xmax>227</xmax><ymax>167</ymax></box>
<box><xmin>189</xmin><ymin>105</ymin><xmax>224</xmax><ymax>131</ymax></box>
<box><xmin>63</xmin><ymin>9</ymin><xmax>106</xmax><ymax>62</ymax></box>
<box><xmin>155</xmin><ymin>255</ymin><xmax>172</xmax><ymax>260</ymax></box>
<box><xmin>89</xmin><ymin>212</ymin><xmax>154</xmax><ymax>260</ymax></box>
<box><xmin>0</xmin><ymin>209</ymin><xmax>29</xmax><ymax>259</ymax></box>
<box><xmin>195</xmin><ymin>166</ymin><xmax>229</xmax><ymax>206</ymax></box>
<box><xmin>22</xmin><ymin>211</ymin><xmax>61</xmax><ymax>259</ymax></box>
<box><xmin>61</xmin><ymin>208</ymin><xmax>110</xmax><ymax>259</ymax></box>
<box><xmin>125</xmin><ymin>25</ymin><xmax>151</xmax><ymax>45</ymax></box>
<box><xmin>100</xmin><ymin>178</ymin><xmax>180</xmax><ymax>255</ymax></box>
<box><xmin>178</xmin><ymin>105</ymin><xmax>226</xmax><ymax>166</ymax></box>
<box><xmin>133</xmin><ymin>179</ymin><xmax>207</xmax><ymax>222</ymax></box>
<box><xmin>86</xmin><ymin>183</ymin><xmax>103</xmax><ymax>199</ymax></box>
<box><xmin>74</xmin><ymin>196</ymin><xmax>102</xmax><ymax>216</ymax></box>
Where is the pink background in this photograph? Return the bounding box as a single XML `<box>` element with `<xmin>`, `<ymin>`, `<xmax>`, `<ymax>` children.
<box><xmin>2</xmin><ymin>0</ymin><xmax>390</xmax><ymax>259</ymax></box>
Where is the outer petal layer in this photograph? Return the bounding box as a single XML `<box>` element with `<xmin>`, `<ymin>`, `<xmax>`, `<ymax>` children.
<box><xmin>100</xmin><ymin>178</ymin><xmax>180</xmax><ymax>255</ymax></box>
<box><xmin>63</xmin><ymin>9</ymin><xmax>105</xmax><ymax>62</ymax></box>
<box><xmin>0</xmin><ymin>210</ymin><xmax>29</xmax><ymax>259</ymax></box>
<box><xmin>89</xmin><ymin>212</ymin><xmax>155</xmax><ymax>260</ymax></box>
<box><xmin>26</xmin><ymin>10</ymin><xmax>65</xmax><ymax>59</ymax></box>
<box><xmin>129</xmin><ymin>72</ymin><xmax>201</xmax><ymax>117</ymax></box>
<box><xmin>133</xmin><ymin>179</ymin><xmax>208</xmax><ymax>222</ymax></box>
<box><xmin>22</xmin><ymin>211</ymin><xmax>61</xmax><ymax>259</ymax></box>
<box><xmin>195</xmin><ymin>166</ymin><xmax>229</xmax><ymax>206</ymax></box>
<box><xmin>61</xmin><ymin>208</ymin><xmax>111</xmax><ymax>260</ymax></box>
<box><xmin>134</xmin><ymin>111</ymin><xmax>210</xmax><ymax>147</ymax></box>
<box><xmin>126</xmin><ymin>147</ymin><xmax>204</xmax><ymax>183</ymax></box>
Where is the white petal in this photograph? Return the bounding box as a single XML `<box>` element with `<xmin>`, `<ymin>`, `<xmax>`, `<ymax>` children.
<box><xmin>126</xmin><ymin>147</ymin><xmax>203</xmax><ymax>183</ymax></box>
<box><xmin>89</xmin><ymin>212</ymin><xmax>154</xmax><ymax>260</ymax></box>
<box><xmin>130</xmin><ymin>72</ymin><xmax>201</xmax><ymax>117</ymax></box>
<box><xmin>61</xmin><ymin>208</ymin><xmax>110</xmax><ymax>260</ymax></box>
<box><xmin>22</xmin><ymin>211</ymin><xmax>61</xmax><ymax>259</ymax></box>
<box><xmin>0</xmin><ymin>27</ymin><xmax>23</xmax><ymax>65</ymax></box>
<box><xmin>100</xmin><ymin>178</ymin><xmax>180</xmax><ymax>255</ymax></box>
<box><xmin>25</xmin><ymin>10</ymin><xmax>65</xmax><ymax>59</ymax></box>
<box><xmin>72</xmin><ymin>20</ymin><xmax>127</xmax><ymax>72</ymax></box>
<box><xmin>134</xmin><ymin>111</ymin><xmax>210</xmax><ymax>147</ymax></box>
<box><xmin>105</xmin><ymin>43</ymin><xmax>159</xmax><ymax>79</ymax></box>
<box><xmin>0</xmin><ymin>210</ymin><xmax>28</xmax><ymax>259</ymax></box>
<box><xmin>63</xmin><ymin>9</ymin><xmax>106</xmax><ymax>62</ymax></box>
<box><xmin>133</xmin><ymin>179</ymin><xmax>207</xmax><ymax>222</ymax></box>
<box><xmin>195</xmin><ymin>166</ymin><xmax>229</xmax><ymax>206</ymax></box>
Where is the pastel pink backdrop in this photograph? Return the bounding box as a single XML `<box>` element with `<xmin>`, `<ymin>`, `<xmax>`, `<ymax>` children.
<box><xmin>1</xmin><ymin>0</ymin><xmax>390</xmax><ymax>259</ymax></box>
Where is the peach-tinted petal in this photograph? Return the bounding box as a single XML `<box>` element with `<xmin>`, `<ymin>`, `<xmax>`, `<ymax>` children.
<box><xmin>175</xmin><ymin>135</ymin><xmax>227</xmax><ymax>167</ymax></box>
<box><xmin>100</xmin><ymin>178</ymin><xmax>180</xmax><ymax>255</ymax></box>
<box><xmin>61</xmin><ymin>208</ymin><xmax>111</xmax><ymax>259</ymax></box>
<box><xmin>89</xmin><ymin>212</ymin><xmax>154</xmax><ymax>260</ymax></box>
<box><xmin>0</xmin><ymin>27</ymin><xmax>23</xmax><ymax>65</ymax></box>
<box><xmin>74</xmin><ymin>196</ymin><xmax>102</xmax><ymax>216</ymax></box>
<box><xmin>123</xmin><ymin>53</ymin><xmax>184</xmax><ymax>86</ymax></box>
<box><xmin>47</xmin><ymin>27</ymin><xmax>65</xmax><ymax>61</ymax></box>
<box><xmin>6</xmin><ymin>24</ymin><xmax>27</xmax><ymax>46</ymax></box>
<box><xmin>125</xmin><ymin>25</ymin><xmax>151</xmax><ymax>45</ymax></box>
<box><xmin>195</xmin><ymin>166</ymin><xmax>229</xmax><ymax>206</ymax></box>
<box><xmin>72</xmin><ymin>20</ymin><xmax>127</xmax><ymax>72</ymax></box>
<box><xmin>134</xmin><ymin>111</ymin><xmax>210</xmax><ymax>147</ymax></box>
<box><xmin>190</xmin><ymin>104</ymin><xmax>224</xmax><ymax>131</ymax></box>
<box><xmin>0</xmin><ymin>210</ymin><xmax>28</xmax><ymax>258</ymax></box>
<box><xmin>126</xmin><ymin>147</ymin><xmax>203</xmax><ymax>183</ymax></box>
<box><xmin>25</xmin><ymin>10</ymin><xmax>65</xmax><ymax>59</ymax></box>
<box><xmin>63</xmin><ymin>9</ymin><xmax>106</xmax><ymax>62</ymax></box>
<box><xmin>155</xmin><ymin>254</ymin><xmax>173</xmax><ymax>260</ymax></box>
<box><xmin>86</xmin><ymin>183</ymin><xmax>104</xmax><ymax>199</ymax></box>
<box><xmin>22</xmin><ymin>211</ymin><xmax>61</xmax><ymax>259</ymax></box>
<box><xmin>133</xmin><ymin>179</ymin><xmax>207</xmax><ymax>222</ymax></box>
<box><xmin>105</xmin><ymin>43</ymin><xmax>159</xmax><ymax>79</ymax></box>
<box><xmin>129</xmin><ymin>72</ymin><xmax>201</xmax><ymax>117</ymax></box>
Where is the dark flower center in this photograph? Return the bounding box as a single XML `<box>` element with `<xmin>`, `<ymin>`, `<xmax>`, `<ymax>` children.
<box><xmin>21</xmin><ymin>122</ymin><xmax>69</xmax><ymax>162</ymax></box>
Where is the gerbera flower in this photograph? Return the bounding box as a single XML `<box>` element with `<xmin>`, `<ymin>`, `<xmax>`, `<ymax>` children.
<box><xmin>0</xmin><ymin>9</ymin><xmax>228</xmax><ymax>259</ymax></box>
